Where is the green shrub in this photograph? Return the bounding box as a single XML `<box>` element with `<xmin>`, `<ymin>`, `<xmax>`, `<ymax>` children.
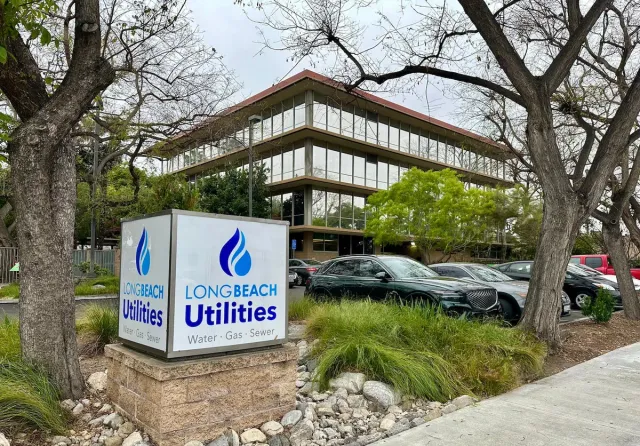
<box><xmin>581</xmin><ymin>289</ymin><xmax>615</xmax><ymax>323</ymax></box>
<box><xmin>0</xmin><ymin>317</ymin><xmax>20</xmax><ymax>362</ymax></box>
<box><xmin>74</xmin><ymin>276</ymin><xmax>119</xmax><ymax>296</ymax></box>
<box><xmin>289</xmin><ymin>297</ymin><xmax>318</xmax><ymax>321</ymax></box>
<box><xmin>0</xmin><ymin>360</ymin><xmax>68</xmax><ymax>434</ymax></box>
<box><xmin>305</xmin><ymin>300</ymin><xmax>546</xmax><ymax>401</ymax></box>
<box><xmin>77</xmin><ymin>261</ymin><xmax>112</xmax><ymax>276</ymax></box>
<box><xmin>77</xmin><ymin>305</ymin><xmax>119</xmax><ymax>354</ymax></box>
<box><xmin>0</xmin><ymin>283</ymin><xmax>19</xmax><ymax>299</ymax></box>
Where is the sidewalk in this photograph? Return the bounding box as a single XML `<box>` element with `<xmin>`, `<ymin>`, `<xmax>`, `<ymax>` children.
<box><xmin>374</xmin><ymin>342</ymin><xmax>640</xmax><ymax>446</ymax></box>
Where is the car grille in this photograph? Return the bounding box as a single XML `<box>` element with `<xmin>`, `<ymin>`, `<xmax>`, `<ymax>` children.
<box><xmin>466</xmin><ymin>289</ymin><xmax>498</xmax><ymax>310</ymax></box>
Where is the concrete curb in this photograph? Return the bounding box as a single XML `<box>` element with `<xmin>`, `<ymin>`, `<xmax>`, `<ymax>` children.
<box><xmin>0</xmin><ymin>294</ymin><xmax>118</xmax><ymax>305</ymax></box>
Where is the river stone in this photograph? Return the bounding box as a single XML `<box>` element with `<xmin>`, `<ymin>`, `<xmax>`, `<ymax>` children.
<box><xmin>281</xmin><ymin>410</ymin><xmax>303</xmax><ymax>427</ymax></box>
<box><xmin>347</xmin><ymin>394</ymin><xmax>366</xmax><ymax>408</ymax></box>
<box><xmin>60</xmin><ymin>399</ymin><xmax>76</xmax><ymax>411</ymax></box>
<box><xmin>425</xmin><ymin>408</ymin><xmax>442</xmax><ymax>421</ymax></box>
<box><xmin>379</xmin><ymin>414</ymin><xmax>396</xmax><ymax>431</ymax></box>
<box><xmin>387</xmin><ymin>418</ymin><xmax>410</xmax><ymax>436</ymax></box>
<box><xmin>357</xmin><ymin>432</ymin><xmax>384</xmax><ymax>445</ymax></box>
<box><xmin>184</xmin><ymin>441</ymin><xmax>204</xmax><ymax>446</ymax></box>
<box><xmin>226</xmin><ymin>430</ymin><xmax>240</xmax><ymax>446</ymax></box>
<box><xmin>207</xmin><ymin>435</ymin><xmax>229</xmax><ymax>446</ymax></box>
<box><xmin>329</xmin><ymin>373</ymin><xmax>366</xmax><ymax>394</ymax></box>
<box><xmin>51</xmin><ymin>436</ymin><xmax>71</xmax><ymax>445</ymax></box>
<box><xmin>268</xmin><ymin>434</ymin><xmax>290</xmax><ymax>446</ymax></box>
<box><xmin>240</xmin><ymin>428</ymin><xmax>266</xmax><ymax>444</ymax></box>
<box><xmin>442</xmin><ymin>403</ymin><xmax>457</xmax><ymax>414</ymax></box>
<box><xmin>452</xmin><ymin>395</ymin><xmax>474</xmax><ymax>409</ymax></box>
<box><xmin>260</xmin><ymin>421</ymin><xmax>284</xmax><ymax>436</ymax></box>
<box><xmin>122</xmin><ymin>432</ymin><xmax>143</xmax><ymax>446</ymax></box>
<box><xmin>87</xmin><ymin>371</ymin><xmax>108</xmax><ymax>392</ymax></box>
<box><xmin>104</xmin><ymin>413</ymin><xmax>124</xmax><ymax>429</ymax></box>
<box><xmin>289</xmin><ymin>419</ymin><xmax>314</xmax><ymax>444</ymax></box>
<box><xmin>362</xmin><ymin>381</ymin><xmax>401</xmax><ymax>409</ymax></box>
<box><xmin>72</xmin><ymin>403</ymin><xmax>84</xmax><ymax>416</ymax></box>
<box><xmin>316</xmin><ymin>402</ymin><xmax>335</xmax><ymax>417</ymax></box>
<box><xmin>104</xmin><ymin>438</ymin><xmax>123</xmax><ymax>446</ymax></box>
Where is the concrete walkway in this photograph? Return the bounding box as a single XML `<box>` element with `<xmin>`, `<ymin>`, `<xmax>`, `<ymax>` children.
<box><xmin>374</xmin><ymin>342</ymin><xmax>640</xmax><ymax>446</ymax></box>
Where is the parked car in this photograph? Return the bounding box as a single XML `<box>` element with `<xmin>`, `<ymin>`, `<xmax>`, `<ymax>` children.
<box><xmin>573</xmin><ymin>263</ymin><xmax>640</xmax><ymax>290</ymax></box>
<box><xmin>494</xmin><ymin>261</ymin><xmax>622</xmax><ymax>309</ymax></box>
<box><xmin>570</xmin><ymin>254</ymin><xmax>640</xmax><ymax>280</ymax></box>
<box><xmin>429</xmin><ymin>263</ymin><xmax>571</xmax><ymax>323</ymax></box>
<box><xmin>307</xmin><ymin>255</ymin><xmax>501</xmax><ymax>316</ymax></box>
<box><xmin>288</xmin><ymin>269</ymin><xmax>298</xmax><ymax>288</ymax></box>
<box><xmin>289</xmin><ymin>259</ymin><xmax>323</xmax><ymax>286</ymax></box>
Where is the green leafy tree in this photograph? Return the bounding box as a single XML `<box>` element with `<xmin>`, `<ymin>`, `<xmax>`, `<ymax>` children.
<box><xmin>198</xmin><ymin>165</ymin><xmax>270</xmax><ymax>218</ymax></box>
<box><xmin>365</xmin><ymin>168</ymin><xmax>496</xmax><ymax>264</ymax></box>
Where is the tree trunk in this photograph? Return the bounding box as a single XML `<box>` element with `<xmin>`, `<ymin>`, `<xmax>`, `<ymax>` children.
<box><xmin>12</xmin><ymin>138</ymin><xmax>83</xmax><ymax>399</ymax></box>
<box><xmin>602</xmin><ymin>221</ymin><xmax>640</xmax><ymax>319</ymax></box>
<box><xmin>519</xmin><ymin>187</ymin><xmax>582</xmax><ymax>349</ymax></box>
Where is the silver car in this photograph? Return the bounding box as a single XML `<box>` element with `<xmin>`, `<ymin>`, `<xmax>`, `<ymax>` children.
<box><xmin>429</xmin><ymin>263</ymin><xmax>571</xmax><ymax>323</ymax></box>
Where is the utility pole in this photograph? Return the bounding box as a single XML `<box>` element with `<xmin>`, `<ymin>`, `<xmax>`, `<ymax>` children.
<box><xmin>89</xmin><ymin>119</ymin><xmax>100</xmax><ymax>277</ymax></box>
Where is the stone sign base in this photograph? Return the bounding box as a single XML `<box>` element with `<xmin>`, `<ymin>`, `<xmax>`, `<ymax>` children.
<box><xmin>105</xmin><ymin>344</ymin><xmax>297</xmax><ymax>446</ymax></box>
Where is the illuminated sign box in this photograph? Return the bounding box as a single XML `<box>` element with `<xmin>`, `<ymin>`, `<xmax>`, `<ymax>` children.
<box><xmin>118</xmin><ymin>210</ymin><xmax>289</xmax><ymax>359</ymax></box>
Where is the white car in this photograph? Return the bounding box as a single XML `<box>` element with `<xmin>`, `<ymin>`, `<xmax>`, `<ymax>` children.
<box><xmin>289</xmin><ymin>270</ymin><xmax>298</xmax><ymax>288</ymax></box>
<box><xmin>574</xmin><ymin>264</ymin><xmax>640</xmax><ymax>290</ymax></box>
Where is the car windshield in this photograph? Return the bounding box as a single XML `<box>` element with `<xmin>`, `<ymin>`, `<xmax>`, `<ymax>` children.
<box><xmin>304</xmin><ymin>259</ymin><xmax>322</xmax><ymax>265</ymax></box>
<box><xmin>467</xmin><ymin>265</ymin><xmax>514</xmax><ymax>282</ymax></box>
<box><xmin>378</xmin><ymin>257</ymin><xmax>439</xmax><ymax>279</ymax></box>
<box><xmin>566</xmin><ymin>263</ymin><xmax>592</xmax><ymax>277</ymax></box>
<box><xmin>573</xmin><ymin>263</ymin><xmax>603</xmax><ymax>276</ymax></box>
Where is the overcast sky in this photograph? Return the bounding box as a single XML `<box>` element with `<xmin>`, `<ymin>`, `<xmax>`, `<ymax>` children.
<box><xmin>187</xmin><ymin>1</ymin><xmax>472</xmax><ymax>131</ymax></box>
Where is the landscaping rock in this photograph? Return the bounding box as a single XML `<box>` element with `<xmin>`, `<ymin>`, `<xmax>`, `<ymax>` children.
<box><xmin>329</xmin><ymin>373</ymin><xmax>366</xmax><ymax>394</ymax></box>
<box><xmin>184</xmin><ymin>441</ymin><xmax>204</xmax><ymax>446</ymax></box>
<box><xmin>72</xmin><ymin>403</ymin><xmax>84</xmax><ymax>416</ymax></box>
<box><xmin>452</xmin><ymin>395</ymin><xmax>474</xmax><ymax>410</ymax></box>
<box><xmin>347</xmin><ymin>395</ymin><xmax>366</xmax><ymax>408</ymax></box>
<box><xmin>424</xmin><ymin>408</ymin><xmax>442</xmax><ymax>421</ymax></box>
<box><xmin>0</xmin><ymin>433</ymin><xmax>8</xmax><ymax>446</ymax></box>
<box><xmin>268</xmin><ymin>434</ymin><xmax>290</xmax><ymax>446</ymax></box>
<box><xmin>51</xmin><ymin>436</ymin><xmax>71</xmax><ymax>445</ymax></box>
<box><xmin>240</xmin><ymin>428</ymin><xmax>266</xmax><ymax>444</ymax></box>
<box><xmin>98</xmin><ymin>403</ymin><xmax>113</xmax><ymax>414</ymax></box>
<box><xmin>122</xmin><ymin>432</ymin><xmax>143</xmax><ymax>446</ymax></box>
<box><xmin>88</xmin><ymin>415</ymin><xmax>107</xmax><ymax>427</ymax></box>
<box><xmin>411</xmin><ymin>417</ymin><xmax>426</xmax><ymax>427</ymax></box>
<box><xmin>118</xmin><ymin>422</ymin><xmax>135</xmax><ymax>437</ymax></box>
<box><xmin>305</xmin><ymin>358</ymin><xmax>318</xmax><ymax>372</ymax></box>
<box><xmin>92</xmin><ymin>284</ymin><xmax>107</xmax><ymax>290</ymax></box>
<box><xmin>281</xmin><ymin>410</ymin><xmax>303</xmax><ymax>427</ymax></box>
<box><xmin>379</xmin><ymin>414</ymin><xmax>396</xmax><ymax>431</ymax></box>
<box><xmin>316</xmin><ymin>402</ymin><xmax>335</xmax><ymax>417</ymax></box>
<box><xmin>225</xmin><ymin>429</ymin><xmax>240</xmax><ymax>446</ymax></box>
<box><xmin>60</xmin><ymin>399</ymin><xmax>76</xmax><ymax>411</ymax></box>
<box><xmin>442</xmin><ymin>403</ymin><xmax>457</xmax><ymax>415</ymax></box>
<box><xmin>356</xmin><ymin>432</ymin><xmax>384</xmax><ymax>445</ymax></box>
<box><xmin>289</xmin><ymin>419</ymin><xmax>314</xmax><ymax>444</ymax></box>
<box><xmin>104</xmin><ymin>438</ymin><xmax>123</xmax><ymax>446</ymax></box>
<box><xmin>207</xmin><ymin>435</ymin><xmax>229</xmax><ymax>446</ymax></box>
<box><xmin>260</xmin><ymin>421</ymin><xmax>283</xmax><ymax>437</ymax></box>
<box><xmin>104</xmin><ymin>413</ymin><xmax>124</xmax><ymax>429</ymax></box>
<box><xmin>387</xmin><ymin>418</ymin><xmax>410</xmax><ymax>436</ymax></box>
<box><xmin>87</xmin><ymin>372</ymin><xmax>108</xmax><ymax>392</ymax></box>
<box><xmin>362</xmin><ymin>381</ymin><xmax>401</xmax><ymax>409</ymax></box>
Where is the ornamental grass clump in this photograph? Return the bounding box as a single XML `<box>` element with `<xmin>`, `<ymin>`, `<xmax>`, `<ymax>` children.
<box><xmin>77</xmin><ymin>304</ymin><xmax>119</xmax><ymax>354</ymax></box>
<box><xmin>305</xmin><ymin>300</ymin><xmax>546</xmax><ymax>401</ymax></box>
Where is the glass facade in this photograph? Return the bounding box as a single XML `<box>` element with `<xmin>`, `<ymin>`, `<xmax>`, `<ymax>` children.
<box><xmin>270</xmin><ymin>190</ymin><xmax>304</xmax><ymax>226</ymax></box>
<box><xmin>311</xmin><ymin>189</ymin><xmax>367</xmax><ymax>230</ymax></box>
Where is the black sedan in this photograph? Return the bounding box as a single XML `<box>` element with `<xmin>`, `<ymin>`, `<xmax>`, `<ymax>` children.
<box><xmin>307</xmin><ymin>255</ymin><xmax>501</xmax><ymax>316</ymax></box>
<box><xmin>289</xmin><ymin>258</ymin><xmax>323</xmax><ymax>286</ymax></box>
<box><xmin>494</xmin><ymin>261</ymin><xmax>622</xmax><ymax>309</ymax></box>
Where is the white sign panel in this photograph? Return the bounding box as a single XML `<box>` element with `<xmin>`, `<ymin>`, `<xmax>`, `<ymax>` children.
<box><xmin>119</xmin><ymin>215</ymin><xmax>171</xmax><ymax>351</ymax></box>
<box><xmin>171</xmin><ymin>214</ymin><xmax>287</xmax><ymax>352</ymax></box>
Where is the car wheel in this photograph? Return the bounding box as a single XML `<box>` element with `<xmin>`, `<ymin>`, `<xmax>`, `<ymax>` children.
<box><xmin>289</xmin><ymin>283</ymin><xmax>294</xmax><ymax>289</ymax></box>
<box><xmin>574</xmin><ymin>291</ymin><xmax>594</xmax><ymax>309</ymax></box>
<box><xmin>313</xmin><ymin>289</ymin><xmax>332</xmax><ymax>302</ymax></box>
<box><xmin>499</xmin><ymin>298</ymin><xmax>519</xmax><ymax>325</ymax></box>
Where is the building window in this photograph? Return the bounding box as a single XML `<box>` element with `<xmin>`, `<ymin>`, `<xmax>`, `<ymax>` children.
<box><xmin>327</xmin><ymin>147</ymin><xmax>340</xmax><ymax>181</ymax></box>
<box><xmin>389</xmin><ymin>161</ymin><xmax>399</xmax><ymax>186</ymax></box>
<box><xmin>313</xmin><ymin>232</ymin><xmax>338</xmax><ymax>252</ymax></box>
<box><xmin>410</xmin><ymin>128</ymin><xmax>419</xmax><ymax>155</ymax></box>
<box><xmin>353</xmin><ymin>153</ymin><xmax>365</xmax><ymax>186</ymax></box>
<box><xmin>282</xmin><ymin>193</ymin><xmax>293</xmax><ymax>225</ymax></box>
<box><xmin>272</xmin><ymin>103</ymin><xmax>283</xmax><ymax>135</ymax></box>
<box><xmin>328</xmin><ymin>97</ymin><xmax>341</xmax><ymax>133</ymax></box>
<box><xmin>313</xmin><ymin>92</ymin><xmax>327</xmax><ymax>129</ymax></box>
<box><xmin>283</xmin><ymin>98</ymin><xmax>294</xmax><ymax>132</ymax></box>
<box><xmin>366</xmin><ymin>111</ymin><xmax>378</xmax><ymax>145</ymax></box>
<box><xmin>341</xmin><ymin>150</ymin><xmax>353</xmax><ymax>184</ymax></box>
<box><xmin>378</xmin><ymin>116</ymin><xmax>389</xmax><ymax>147</ymax></box>
<box><xmin>326</xmin><ymin>192</ymin><xmax>340</xmax><ymax>227</ymax></box>
<box><xmin>389</xmin><ymin>120</ymin><xmax>400</xmax><ymax>150</ymax></box>
<box><xmin>294</xmin><ymin>146</ymin><xmax>305</xmax><ymax>177</ymax></box>
<box><xmin>366</xmin><ymin>155</ymin><xmax>377</xmax><ymax>188</ymax></box>
<box><xmin>341</xmin><ymin>104</ymin><xmax>354</xmax><ymax>138</ymax></box>
<box><xmin>400</xmin><ymin>123</ymin><xmax>410</xmax><ymax>152</ymax></box>
<box><xmin>340</xmin><ymin>194</ymin><xmax>353</xmax><ymax>229</ymax></box>
<box><xmin>378</xmin><ymin>160</ymin><xmax>388</xmax><ymax>190</ymax></box>
<box><xmin>354</xmin><ymin>196</ymin><xmax>365</xmax><ymax>230</ymax></box>
<box><xmin>312</xmin><ymin>190</ymin><xmax>326</xmax><ymax>226</ymax></box>
<box><xmin>271</xmin><ymin>194</ymin><xmax>282</xmax><ymax>220</ymax></box>
<box><xmin>263</xmin><ymin>109</ymin><xmax>272</xmax><ymax>139</ymax></box>
<box><xmin>282</xmin><ymin>149</ymin><xmax>293</xmax><ymax>180</ymax></box>
<box><xmin>294</xmin><ymin>94</ymin><xmax>306</xmax><ymax>128</ymax></box>
<box><xmin>354</xmin><ymin>108</ymin><xmax>366</xmax><ymax>141</ymax></box>
<box><xmin>313</xmin><ymin>144</ymin><xmax>326</xmax><ymax>178</ymax></box>
<box><xmin>272</xmin><ymin>149</ymin><xmax>282</xmax><ymax>182</ymax></box>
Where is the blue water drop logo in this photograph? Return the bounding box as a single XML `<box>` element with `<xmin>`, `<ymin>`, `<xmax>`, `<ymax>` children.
<box><xmin>136</xmin><ymin>228</ymin><xmax>151</xmax><ymax>276</ymax></box>
<box><xmin>219</xmin><ymin>228</ymin><xmax>252</xmax><ymax>277</ymax></box>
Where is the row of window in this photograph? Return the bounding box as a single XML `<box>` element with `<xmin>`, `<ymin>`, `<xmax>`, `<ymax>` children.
<box><xmin>312</xmin><ymin>92</ymin><xmax>506</xmax><ymax>179</ymax></box>
<box><xmin>311</xmin><ymin>189</ymin><xmax>367</xmax><ymax>230</ymax></box>
<box><xmin>270</xmin><ymin>191</ymin><xmax>304</xmax><ymax>226</ymax></box>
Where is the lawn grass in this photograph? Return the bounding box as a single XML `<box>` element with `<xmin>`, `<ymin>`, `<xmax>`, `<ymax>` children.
<box><xmin>305</xmin><ymin>300</ymin><xmax>546</xmax><ymax>402</ymax></box>
<box><xmin>0</xmin><ymin>317</ymin><xmax>20</xmax><ymax>362</ymax></box>
<box><xmin>0</xmin><ymin>276</ymin><xmax>119</xmax><ymax>299</ymax></box>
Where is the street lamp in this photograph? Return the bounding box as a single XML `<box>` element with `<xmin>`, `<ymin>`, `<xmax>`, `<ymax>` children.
<box><xmin>247</xmin><ymin>115</ymin><xmax>261</xmax><ymax>217</ymax></box>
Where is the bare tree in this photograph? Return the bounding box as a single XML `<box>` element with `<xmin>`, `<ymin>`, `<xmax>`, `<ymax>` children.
<box><xmin>247</xmin><ymin>0</ymin><xmax>640</xmax><ymax>346</ymax></box>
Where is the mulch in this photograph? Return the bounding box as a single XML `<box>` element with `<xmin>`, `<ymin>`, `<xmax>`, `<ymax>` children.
<box><xmin>543</xmin><ymin>312</ymin><xmax>640</xmax><ymax>376</ymax></box>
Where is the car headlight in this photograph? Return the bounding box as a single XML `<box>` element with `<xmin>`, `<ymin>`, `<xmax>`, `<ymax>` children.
<box><xmin>595</xmin><ymin>283</ymin><xmax>615</xmax><ymax>291</ymax></box>
<box><xmin>430</xmin><ymin>290</ymin><xmax>464</xmax><ymax>301</ymax></box>
<box><xmin>516</xmin><ymin>292</ymin><xmax>527</xmax><ymax>298</ymax></box>
<box><xmin>561</xmin><ymin>293</ymin><xmax>570</xmax><ymax>304</ymax></box>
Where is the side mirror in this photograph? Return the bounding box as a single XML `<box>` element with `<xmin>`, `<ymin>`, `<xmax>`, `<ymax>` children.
<box><xmin>375</xmin><ymin>271</ymin><xmax>389</xmax><ymax>281</ymax></box>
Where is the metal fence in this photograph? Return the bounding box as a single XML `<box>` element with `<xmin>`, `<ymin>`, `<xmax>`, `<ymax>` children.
<box><xmin>0</xmin><ymin>248</ymin><xmax>116</xmax><ymax>284</ymax></box>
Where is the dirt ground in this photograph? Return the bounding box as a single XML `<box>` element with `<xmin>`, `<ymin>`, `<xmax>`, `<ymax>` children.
<box><xmin>544</xmin><ymin>312</ymin><xmax>640</xmax><ymax>376</ymax></box>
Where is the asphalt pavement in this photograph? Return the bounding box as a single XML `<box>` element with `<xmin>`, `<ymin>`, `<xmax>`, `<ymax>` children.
<box><xmin>374</xmin><ymin>341</ymin><xmax>640</xmax><ymax>446</ymax></box>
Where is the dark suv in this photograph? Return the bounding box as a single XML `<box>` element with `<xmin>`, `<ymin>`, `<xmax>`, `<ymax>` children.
<box><xmin>306</xmin><ymin>255</ymin><xmax>500</xmax><ymax>316</ymax></box>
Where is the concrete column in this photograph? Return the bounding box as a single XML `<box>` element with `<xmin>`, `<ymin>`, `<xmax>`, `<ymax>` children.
<box><xmin>304</xmin><ymin>184</ymin><xmax>313</xmax><ymax>226</ymax></box>
<box><xmin>304</xmin><ymin>138</ymin><xmax>313</xmax><ymax>176</ymax></box>
<box><xmin>305</xmin><ymin>90</ymin><xmax>313</xmax><ymax>126</ymax></box>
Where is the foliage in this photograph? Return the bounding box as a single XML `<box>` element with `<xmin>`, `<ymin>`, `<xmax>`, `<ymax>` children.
<box><xmin>288</xmin><ymin>297</ymin><xmax>318</xmax><ymax>321</ymax></box>
<box><xmin>504</xmin><ymin>189</ymin><xmax>543</xmax><ymax>260</ymax></box>
<box><xmin>573</xmin><ymin>231</ymin><xmax>605</xmax><ymax>255</ymax></box>
<box><xmin>77</xmin><ymin>305</ymin><xmax>119</xmax><ymax>355</ymax></box>
<box><xmin>305</xmin><ymin>300</ymin><xmax>546</xmax><ymax>401</ymax></box>
<box><xmin>0</xmin><ymin>283</ymin><xmax>19</xmax><ymax>299</ymax></box>
<box><xmin>0</xmin><ymin>317</ymin><xmax>20</xmax><ymax>362</ymax></box>
<box><xmin>198</xmin><ymin>164</ymin><xmax>270</xmax><ymax>218</ymax></box>
<box><xmin>365</xmin><ymin>168</ymin><xmax>496</xmax><ymax>263</ymax></box>
<box><xmin>0</xmin><ymin>360</ymin><xmax>68</xmax><ymax>435</ymax></box>
<box><xmin>581</xmin><ymin>289</ymin><xmax>615</xmax><ymax>324</ymax></box>
<box><xmin>0</xmin><ymin>277</ymin><xmax>119</xmax><ymax>299</ymax></box>
<box><xmin>77</xmin><ymin>261</ymin><xmax>111</xmax><ymax>277</ymax></box>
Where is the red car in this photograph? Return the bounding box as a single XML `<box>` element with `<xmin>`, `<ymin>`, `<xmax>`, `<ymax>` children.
<box><xmin>570</xmin><ymin>254</ymin><xmax>640</xmax><ymax>280</ymax></box>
